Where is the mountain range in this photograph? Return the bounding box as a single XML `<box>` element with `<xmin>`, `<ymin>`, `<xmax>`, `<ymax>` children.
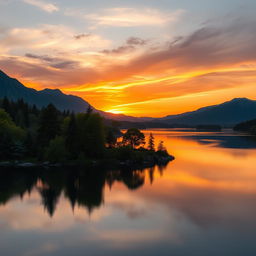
<box><xmin>0</xmin><ymin>70</ymin><xmax>152</xmax><ymax>122</ymax></box>
<box><xmin>158</xmin><ymin>98</ymin><xmax>256</xmax><ymax>126</ymax></box>
<box><xmin>1</xmin><ymin>69</ymin><xmax>256</xmax><ymax>127</ymax></box>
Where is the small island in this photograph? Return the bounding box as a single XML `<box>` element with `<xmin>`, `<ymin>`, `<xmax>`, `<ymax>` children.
<box><xmin>233</xmin><ymin>119</ymin><xmax>256</xmax><ymax>135</ymax></box>
<box><xmin>0</xmin><ymin>98</ymin><xmax>174</xmax><ymax>168</ymax></box>
<box><xmin>196</xmin><ymin>125</ymin><xmax>222</xmax><ymax>131</ymax></box>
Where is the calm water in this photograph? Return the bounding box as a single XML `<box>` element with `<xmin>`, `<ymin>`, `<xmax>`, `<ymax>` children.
<box><xmin>1</xmin><ymin>129</ymin><xmax>256</xmax><ymax>256</ymax></box>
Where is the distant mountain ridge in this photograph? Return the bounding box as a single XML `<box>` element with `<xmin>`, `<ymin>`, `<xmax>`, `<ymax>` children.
<box><xmin>0</xmin><ymin>69</ymin><xmax>93</xmax><ymax>112</ymax></box>
<box><xmin>160</xmin><ymin>98</ymin><xmax>256</xmax><ymax>126</ymax></box>
<box><xmin>0</xmin><ymin>70</ymin><xmax>155</xmax><ymax>122</ymax></box>
<box><xmin>1</xmin><ymin>69</ymin><xmax>256</xmax><ymax>126</ymax></box>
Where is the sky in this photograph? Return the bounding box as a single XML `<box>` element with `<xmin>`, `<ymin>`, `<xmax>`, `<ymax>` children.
<box><xmin>0</xmin><ymin>0</ymin><xmax>256</xmax><ymax>117</ymax></box>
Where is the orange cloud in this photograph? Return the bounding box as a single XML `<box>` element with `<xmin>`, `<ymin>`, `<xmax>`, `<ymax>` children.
<box><xmin>1</xmin><ymin>20</ymin><xmax>256</xmax><ymax>116</ymax></box>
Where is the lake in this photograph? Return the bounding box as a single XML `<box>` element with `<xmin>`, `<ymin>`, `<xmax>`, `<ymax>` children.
<box><xmin>1</xmin><ymin>129</ymin><xmax>256</xmax><ymax>256</ymax></box>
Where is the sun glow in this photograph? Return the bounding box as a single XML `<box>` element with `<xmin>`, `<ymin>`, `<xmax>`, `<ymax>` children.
<box><xmin>106</xmin><ymin>109</ymin><xmax>124</xmax><ymax>115</ymax></box>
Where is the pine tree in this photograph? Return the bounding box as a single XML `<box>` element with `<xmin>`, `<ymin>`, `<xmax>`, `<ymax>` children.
<box><xmin>37</xmin><ymin>104</ymin><xmax>60</xmax><ymax>147</ymax></box>
<box><xmin>157</xmin><ymin>141</ymin><xmax>166</xmax><ymax>152</ymax></box>
<box><xmin>66</xmin><ymin>113</ymin><xmax>78</xmax><ymax>157</ymax></box>
<box><xmin>86</xmin><ymin>106</ymin><xmax>93</xmax><ymax>115</ymax></box>
<box><xmin>157</xmin><ymin>141</ymin><xmax>169</xmax><ymax>157</ymax></box>
<box><xmin>147</xmin><ymin>133</ymin><xmax>155</xmax><ymax>151</ymax></box>
<box><xmin>2</xmin><ymin>97</ymin><xmax>9</xmax><ymax>110</ymax></box>
<box><xmin>106</xmin><ymin>129</ymin><xmax>117</xmax><ymax>148</ymax></box>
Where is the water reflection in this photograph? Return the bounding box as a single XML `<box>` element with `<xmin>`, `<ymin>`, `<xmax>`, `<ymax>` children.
<box><xmin>1</xmin><ymin>130</ymin><xmax>256</xmax><ymax>256</ymax></box>
<box><xmin>0</xmin><ymin>165</ymin><xmax>167</xmax><ymax>217</ymax></box>
<box><xmin>181</xmin><ymin>131</ymin><xmax>256</xmax><ymax>149</ymax></box>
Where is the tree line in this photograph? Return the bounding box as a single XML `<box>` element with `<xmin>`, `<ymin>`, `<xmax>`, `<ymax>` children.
<box><xmin>0</xmin><ymin>98</ymin><xmax>171</xmax><ymax>164</ymax></box>
<box><xmin>233</xmin><ymin>119</ymin><xmax>256</xmax><ymax>135</ymax></box>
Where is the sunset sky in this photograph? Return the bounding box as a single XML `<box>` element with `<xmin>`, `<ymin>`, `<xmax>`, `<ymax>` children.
<box><xmin>0</xmin><ymin>0</ymin><xmax>256</xmax><ymax>117</ymax></box>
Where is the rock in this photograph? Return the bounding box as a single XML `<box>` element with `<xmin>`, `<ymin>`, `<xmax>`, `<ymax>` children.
<box><xmin>17</xmin><ymin>162</ymin><xmax>36</xmax><ymax>167</ymax></box>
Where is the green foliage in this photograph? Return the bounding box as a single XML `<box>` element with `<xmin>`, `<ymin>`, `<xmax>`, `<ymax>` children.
<box><xmin>0</xmin><ymin>99</ymin><xmax>172</xmax><ymax>165</ymax></box>
<box><xmin>122</xmin><ymin>128</ymin><xmax>145</xmax><ymax>149</ymax></box>
<box><xmin>112</xmin><ymin>146</ymin><xmax>135</xmax><ymax>161</ymax></box>
<box><xmin>37</xmin><ymin>104</ymin><xmax>60</xmax><ymax>147</ymax></box>
<box><xmin>76</xmin><ymin>113</ymin><xmax>105</xmax><ymax>158</ymax></box>
<box><xmin>44</xmin><ymin>136</ymin><xmax>67</xmax><ymax>163</ymax></box>
<box><xmin>234</xmin><ymin>119</ymin><xmax>256</xmax><ymax>136</ymax></box>
<box><xmin>0</xmin><ymin>109</ymin><xmax>26</xmax><ymax>160</ymax></box>
<box><xmin>0</xmin><ymin>109</ymin><xmax>25</xmax><ymax>141</ymax></box>
<box><xmin>105</xmin><ymin>127</ymin><xmax>117</xmax><ymax>148</ymax></box>
<box><xmin>65</xmin><ymin>113</ymin><xmax>78</xmax><ymax>157</ymax></box>
<box><xmin>85</xmin><ymin>113</ymin><xmax>105</xmax><ymax>157</ymax></box>
<box><xmin>61</xmin><ymin>116</ymin><xmax>71</xmax><ymax>135</ymax></box>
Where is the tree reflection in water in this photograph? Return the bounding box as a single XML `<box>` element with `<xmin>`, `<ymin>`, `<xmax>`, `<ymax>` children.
<box><xmin>0</xmin><ymin>164</ymin><xmax>168</xmax><ymax>217</ymax></box>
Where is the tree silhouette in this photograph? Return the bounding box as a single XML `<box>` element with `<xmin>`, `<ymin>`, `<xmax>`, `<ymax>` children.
<box><xmin>147</xmin><ymin>133</ymin><xmax>155</xmax><ymax>151</ymax></box>
<box><xmin>122</xmin><ymin>128</ymin><xmax>145</xmax><ymax>148</ymax></box>
<box><xmin>65</xmin><ymin>113</ymin><xmax>78</xmax><ymax>157</ymax></box>
<box><xmin>37</xmin><ymin>104</ymin><xmax>60</xmax><ymax>147</ymax></box>
<box><xmin>106</xmin><ymin>128</ymin><xmax>117</xmax><ymax>148</ymax></box>
<box><xmin>157</xmin><ymin>141</ymin><xmax>166</xmax><ymax>151</ymax></box>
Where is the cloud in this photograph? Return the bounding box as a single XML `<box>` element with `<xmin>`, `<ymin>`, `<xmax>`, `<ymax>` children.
<box><xmin>1</xmin><ymin>18</ymin><xmax>256</xmax><ymax>115</ymax></box>
<box><xmin>0</xmin><ymin>56</ymin><xmax>105</xmax><ymax>95</ymax></box>
<box><xmin>102</xmin><ymin>45</ymin><xmax>135</xmax><ymax>55</ymax></box>
<box><xmin>74</xmin><ymin>33</ymin><xmax>91</xmax><ymax>40</ymax></box>
<box><xmin>25</xmin><ymin>53</ymin><xmax>79</xmax><ymax>69</ymax></box>
<box><xmin>85</xmin><ymin>8</ymin><xmax>185</xmax><ymax>27</ymax></box>
<box><xmin>23</xmin><ymin>0</ymin><xmax>59</xmax><ymax>13</ymax></box>
<box><xmin>102</xmin><ymin>36</ymin><xmax>149</xmax><ymax>55</ymax></box>
<box><xmin>126</xmin><ymin>37</ymin><xmax>147</xmax><ymax>46</ymax></box>
<box><xmin>0</xmin><ymin>24</ymin><xmax>111</xmax><ymax>54</ymax></box>
<box><xmin>108</xmin><ymin>20</ymin><xmax>256</xmax><ymax>75</ymax></box>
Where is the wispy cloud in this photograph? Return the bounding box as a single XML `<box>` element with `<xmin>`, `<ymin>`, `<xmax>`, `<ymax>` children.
<box><xmin>25</xmin><ymin>53</ymin><xmax>79</xmax><ymax>69</ymax></box>
<box><xmin>0</xmin><ymin>24</ymin><xmax>111</xmax><ymax>54</ymax></box>
<box><xmin>23</xmin><ymin>0</ymin><xmax>59</xmax><ymax>13</ymax></box>
<box><xmin>84</xmin><ymin>8</ymin><xmax>185</xmax><ymax>27</ymax></box>
<box><xmin>1</xmin><ymin>16</ymin><xmax>256</xmax><ymax>116</ymax></box>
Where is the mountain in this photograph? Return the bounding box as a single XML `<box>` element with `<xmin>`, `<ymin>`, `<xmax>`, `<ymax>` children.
<box><xmin>0</xmin><ymin>70</ymin><xmax>92</xmax><ymax>112</ymax></box>
<box><xmin>1</xmin><ymin>70</ymin><xmax>256</xmax><ymax>126</ymax></box>
<box><xmin>160</xmin><ymin>98</ymin><xmax>256</xmax><ymax>127</ymax></box>
<box><xmin>0</xmin><ymin>69</ymin><xmax>152</xmax><ymax>121</ymax></box>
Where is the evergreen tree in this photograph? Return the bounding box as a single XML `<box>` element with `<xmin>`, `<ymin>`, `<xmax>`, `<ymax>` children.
<box><xmin>157</xmin><ymin>141</ymin><xmax>166</xmax><ymax>151</ymax></box>
<box><xmin>45</xmin><ymin>136</ymin><xmax>67</xmax><ymax>163</ymax></box>
<box><xmin>0</xmin><ymin>109</ymin><xmax>25</xmax><ymax>160</ymax></box>
<box><xmin>2</xmin><ymin>97</ymin><xmax>10</xmax><ymax>112</ymax></box>
<box><xmin>65</xmin><ymin>113</ymin><xmax>78</xmax><ymax>157</ymax></box>
<box><xmin>147</xmin><ymin>133</ymin><xmax>155</xmax><ymax>151</ymax></box>
<box><xmin>86</xmin><ymin>106</ymin><xmax>93</xmax><ymax>115</ymax></box>
<box><xmin>37</xmin><ymin>104</ymin><xmax>60</xmax><ymax>147</ymax></box>
<box><xmin>157</xmin><ymin>141</ymin><xmax>169</xmax><ymax>157</ymax></box>
<box><xmin>106</xmin><ymin>128</ymin><xmax>117</xmax><ymax>148</ymax></box>
<box><xmin>84</xmin><ymin>113</ymin><xmax>105</xmax><ymax>158</ymax></box>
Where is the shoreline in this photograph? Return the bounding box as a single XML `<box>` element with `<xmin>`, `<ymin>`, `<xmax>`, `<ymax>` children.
<box><xmin>0</xmin><ymin>155</ymin><xmax>175</xmax><ymax>169</ymax></box>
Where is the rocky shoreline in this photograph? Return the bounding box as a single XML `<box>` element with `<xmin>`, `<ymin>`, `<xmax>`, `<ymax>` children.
<box><xmin>0</xmin><ymin>155</ymin><xmax>175</xmax><ymax>169</ymax></box>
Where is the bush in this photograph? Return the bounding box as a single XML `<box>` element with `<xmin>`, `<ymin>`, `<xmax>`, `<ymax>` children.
<box><xmin>114</xmin><ymin>146</ymin><xmax>135</xmax><ymax>161</ymax></box>
<box><xmin>44</xmin><ymin>136</ymin><xmax>67</xmax><ymax>163</ymax></box>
